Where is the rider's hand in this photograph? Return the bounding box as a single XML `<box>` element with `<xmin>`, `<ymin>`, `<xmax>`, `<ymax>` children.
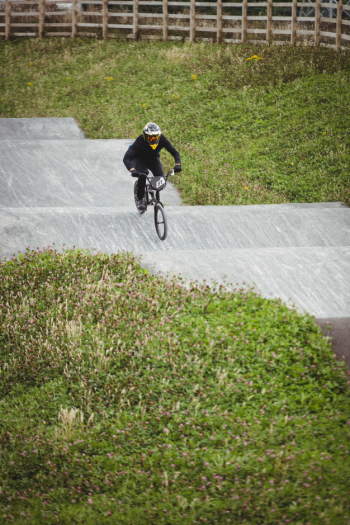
<box><xmin>174</xmin><ymin>164</ymin><xmax>182</xmax><ymax>173</ymax></box>
<box><xmin>130</xmin><ymin>170</ymin><xmax>140</xmax><ymax>177</ymax></box>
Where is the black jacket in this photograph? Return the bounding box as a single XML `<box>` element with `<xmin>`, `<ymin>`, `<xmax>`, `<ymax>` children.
<box><xmin>123</xmin><ymin>134</ymin><xmax>181</xmax><ymax>171</ymax></box>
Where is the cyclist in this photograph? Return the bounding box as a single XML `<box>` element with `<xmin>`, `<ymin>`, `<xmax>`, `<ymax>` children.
<box><xmin>123</xmin><ymin>122</ymin><xmax>181</xmax><ymax>211</ymax></box>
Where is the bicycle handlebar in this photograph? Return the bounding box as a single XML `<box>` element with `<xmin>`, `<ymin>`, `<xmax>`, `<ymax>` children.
<box><xmin>138</xmin><ymin>169</ymin><xmax>175</xmax><ymax>181</ymax></box>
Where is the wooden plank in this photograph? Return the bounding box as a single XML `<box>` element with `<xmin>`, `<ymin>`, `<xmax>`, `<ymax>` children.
<box><xmin>108</xmin><ymin>1</ymin><xmax>133</xmax><ymax>3</ymax></box>
<box><xmin>109</xmin><ymin>12</ymin><xmax>133</xmax><ymax>16</ymax></box>
<box><xmin>241</xmin><ymin>0</ymin><xmax>247</xmax><ymax>42</ymax></box>
<box><xmin>342</xmin><ymin>19</ymin><xmax>350</xmax><ymax>26</ymax></box>
<box><xmin>271</xmin><ymin>16</ymin><xmax>292</xmax><ymax>20</ymax></box>
<box><xmin>336</xmin><ymin>0</ymin><xmax>342</xmax><ymax>49</ymax></box>
<box><xmin>138</xmin><ymin>13</ymin><xmax>163</xmax><ymax>17</ymax></box>
<box><xmin>12</xmin><ymin>32</ymin><xmax>37</xmax><ymax>35</ymax></box>
<box><xmin>195</xmin><ymin>14</ymin><xmax>216</xmax><ymax>19</ymax></box>
<box><xmin>266</xmin><ymin>0</ymin><xmax>272</xmax><ymax>43</ymax></box>
<box><xmin>190</xmin><ymin>0</ymin><xmax>195</xmax><ymax>41</ymax></box>
<box><xmin>139</xmin><ymin>1</ymin><xmax>163</xmax><ymax>4</ymax></box>
<box><xmin>315</xmin><ymin>0</ymin><xmax>320</xmax><ymax>44</ymax></box>
<box><xmin>271</xmin><ymin>28</ymin><xmax>292</xmax><ymax>34</ymax></box>
<box><xmin>11</xmin><ymin>12</ymin><xmax>39</xmax><ymax>17</ymax></box>
<box><xmin>163</xmin><ymin>0</ymin><xmax>168</xmax><ymax>40</ymax></box>
<box><xmin>133</xmin><ymin>0</ymin><xmax>139</xmax><ymax>38</ymax></box>
<box><xmin>168</xmin><ymin>14</ymin><xmax>190</xmax><ymax>19</ymax></box>
<box><xmin>223</xmin><ymin>15</ymin><xmax>242</xmax><ymax>20</ymax></box>
<box><xmin>291</xmin><ymin>0</ymin><xmax>297</xmax><ymax>44</ymax></box>
<box><xmin>44</xmin><ymin>11</ymin><xmax>71</xmax><ymax>15</ymax></box>
<box><xmin>72</xmin><ymin>0</ymin><xmax>78</xmax><ymax>37</ymax></box>
<box><xmin>77</xmin><ymin>22</ymin><xmax>103</xmax><ymax>27</ymax></box>
<box><xmin>247</xmin><ymin>15</ymin><xmax>267</xmax><ymax>20</ymax></box>
<box><xmin>221</xmin><ymin>3</ymin><xmax>243</xmax><ymax>6</ymax></box>
<box><xmin>217</xmin><ymin>0</ymin><xmax>222</xmax><ymax>43</ymax></box>
<box><xmin>222</xmin><ymin>27</ymin><xmax>242</xmax><ymax>32</ymax></box>
<box><xmin>195</xmin><ymin>26</ymin><xmax>217</xmax><ymax>31</ymax></box>
<box><xmin>195</xmin><ymin>2</ymin><xmax>218</xmax><ymax>5</ymax></box>
<box><xmin>44</xmin><ymin>23</ymin><xmax>72</xmax><ymax>26</ymax></box>
<box><xmin>81</xmin><ymin>11</ymin><xmax>102</xmax><ymax>15</ymax></box>
<box><xmin>320</xmin><ymin>2</ymin><xmax>336</xmax><ymax>7</ymax></box>
<box><xmin>11</xmin><ymin>23</ymin><xmax>39</xmax><ymax>27</ymax></box>
<box><xmin>296</xmin><ymin>16</ymin><xmax>315</xmax><ymax>21</ymax></box>
<box><xmin>107</xmin><ymin>23</ymin><xmax>133</xmax><ymax>27</ymax></box>
<box><xmin>139</xmin><ymin>24</ymin><xmax>162</xmax><ymax>28</ymax></box>
<box><xmin>45</xmin><ymin>31</ymin><xmax>71</xmax><ymax>35</ymax></box>
<box><xmin>247</xmin><ymin>2</ymin><xmax>267</xmax><ymax>5</ymax></box>
<box><xmin>321</xmin><ymin>16</ymin><xmax>337</xmax><ymax>23</ymax></box>
<box><xmin>247</xmin><ymin>27</ymin><xmax>267</xmax><ymax>33</ymax></box>
<box><xmin>102</xmin><ymin>0</ymin><xmax>108</xmax><ymax>38</ymax></box>
<box><xmin>168</xmin><ymin>2</ymin><xmax>191</xmax><ymax>5</ymax></box>
<box><xmin>296</xmin><ymin>29</ymin><xmax>315</xmax><ymax>34</ymax></box>
<box><xmin>341</xmin><ymin>32</ymin><xmax>350</xmax><ymax>40</ymax></box>
<box><xmin>5</xmin><ymin>0</ymin><xmax>10</xmax><ymax>40</ymax></box>
<box><xmin>168</xmin><ymin>25</ymin><xmax>190</xmax><ymax>30</ymax></box>
<box><xmin>320</xmin><ymin>29</ymin><xmax>337</xmax><ymax>37</ymax></box>
<box><xmin>223</xmin><ymin>37</ymin><xmax>241</xmax><ymax>42</ymax></box>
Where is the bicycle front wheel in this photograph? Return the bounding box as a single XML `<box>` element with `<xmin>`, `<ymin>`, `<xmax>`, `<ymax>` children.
<box><xmin>154</xmin><ymin>202</ymin><xmax>168</xmax><ymax>241</ymax></box>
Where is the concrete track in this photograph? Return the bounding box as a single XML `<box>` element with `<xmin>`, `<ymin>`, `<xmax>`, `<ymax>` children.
<box><xmin>1</xmin><ymin>118</ymin><xmax>349</xmax><ymax>361</ymax></box>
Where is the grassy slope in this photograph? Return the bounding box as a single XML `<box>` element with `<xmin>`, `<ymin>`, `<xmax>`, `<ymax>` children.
<box><xmin>0</xmin><ymin>249</ymin><xmax>349</xmax><ymax>524</ymax></box>
<box><xmin>0</xmin><ymin>39</ymin><xmax>349</xmax><ymax>205</ymax></box>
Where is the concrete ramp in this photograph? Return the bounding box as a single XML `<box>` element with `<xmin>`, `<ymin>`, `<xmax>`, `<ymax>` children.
<box><xmin>0</xmin><ymin>118</ymin><xmax>85</xmax><ymax>141</ymax></box>
<box><xmin>0</xmin><ymin>118</ymin><xmax>349</xmax><ymax>359</ymax></box>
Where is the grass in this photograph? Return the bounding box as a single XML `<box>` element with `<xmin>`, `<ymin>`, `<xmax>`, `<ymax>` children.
<box><xmin>0</xmin><ymin>247</ymin><xmax>350</xmax><ymax>524</ymax></box>
<box><xmin>0</xmin><ymin>38</ymin><xmax>350</xmax><ymax>206</ymax></box>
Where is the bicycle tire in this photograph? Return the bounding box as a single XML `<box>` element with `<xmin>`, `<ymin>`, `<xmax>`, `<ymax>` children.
<box><xmin>154</xmin><ymin>202</ymin><xmax>168</xmax><ymax>241</ymax></box>
<box><xmin>134</xmin><ymin>180</ymin><xmax>147</xmax><ymax>215</ymax></box>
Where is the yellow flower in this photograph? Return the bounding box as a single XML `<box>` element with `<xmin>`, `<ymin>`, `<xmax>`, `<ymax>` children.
<box><xmin>258</xmin><ymin>57</ymin><xmax>264</xmax><ymax>60</ymax></box>
<box><xmin>142</xmin><ymin>103</ymin><xmax>148</xmax><ymax>107</ymax></box>
<box><xmin>323</xmin><ymin>132</ymin><xmax>326</xmax><ymax>135</ymax></box>
<box><xmin>191</xmin><ymin>74</ymin><xmax>197</xmax><ymax>80</ymax></box>
<box><xmin>246</xmin><ymin>57</ymin><xmax>252</xmax><ymax>60</ymax></box>
<box><xmin>244</xmin><ymin>186</ymin><xmax>248</xmax><ymax>190</ymax></box>
<box><xmin>29</xmin><ymin>62</ymin><xmax>33</xmax><ymax>66</ymax></box>
<box><xmin>28</xmin><ymin>82</ymin><xmax>33</xmax><ymax>86</ymax></box>
<box><xmin>252</xmin><ymin>55</ymin><xmax>258</xmax><ymax>59</ymax></box>
<box><xmin>291</xmin><ymin>162</ymin><xmax>294</xmax><ymax>166</ymax></box>
<box><xmin>67</xmin><ymin>77</ymin><xmax>71</xmax><ymax>80</ymax></box>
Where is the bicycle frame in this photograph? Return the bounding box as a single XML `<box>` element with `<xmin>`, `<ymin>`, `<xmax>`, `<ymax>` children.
<box><xmin>140</xmin><ymin>169</ymin><xmax>174</xmax><ymax>206</ymax></box>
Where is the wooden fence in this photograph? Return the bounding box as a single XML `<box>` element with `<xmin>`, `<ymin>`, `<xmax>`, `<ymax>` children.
<box><xmin>0</xmin><ymin>0</ymin><xmax>349</xmax><ymax>49</ymax></box>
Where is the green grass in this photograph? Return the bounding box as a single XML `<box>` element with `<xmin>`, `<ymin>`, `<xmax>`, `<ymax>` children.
<box><xmin>0</xmin><ymin>38</ymin><xmax>349</xmax><ymax>205</ymax></box>
<box><xmin>1</xmin><ymin>248</ymin><xmax>350</xmax><ymax>524</ymax></box>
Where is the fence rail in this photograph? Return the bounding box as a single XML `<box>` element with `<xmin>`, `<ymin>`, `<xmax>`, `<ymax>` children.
<box><xmin>0</xmin><ymin>0</ymin><xmax>349</xmax><ymax>49</ymax></box>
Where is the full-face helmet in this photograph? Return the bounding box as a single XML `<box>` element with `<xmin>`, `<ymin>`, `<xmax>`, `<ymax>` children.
<box><xmin>143</xmin><ymin>122</ymin><xmax>161</xmax><ymax>150</ymax></box>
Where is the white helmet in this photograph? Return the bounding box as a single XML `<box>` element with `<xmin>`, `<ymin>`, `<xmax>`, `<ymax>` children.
<box><xmin>143</xmin><ymin>122</ymin><xmax>161</xmax><ymax>150</ymax></box>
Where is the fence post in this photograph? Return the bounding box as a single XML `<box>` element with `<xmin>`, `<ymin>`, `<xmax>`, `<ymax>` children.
<box><xmin>163</xmin><ymin>0</ymin><xmax>168</xmax><ymax>41</ymax></box>
<box><xmin>291</xmin><ymin>0</ymin><xmax>297</xmax><ymax>44</ymax></box>
<box><xmin>72</xmin><ymin>0</ymin><xmax>78</xmax><ymax>38</ymax></box>
<box><xmin>103</xmin><ymin>0</ymin><xmax>108</xmax><ymax>39</ymax></box>
<box><xmin>241</xmin><ymin>0</ymin><xmax>247</xmax><ymax>42</ymax></box>
<box><xmin>315</xmin><ymin>0</ymin><xmax>320</xmax><ymax>45</ymax></box>
<box><xmin>217</xmin><ymin>0</ymin><xmax>222</xmax><ymax>43</ymax></box>
<box><xmin>336</xmin><ymin>0</ymin><xmax>342</xmax><ymax>50</ymax></box>
<box><xmin>39</xmin><ymin>0</ymin><xmax>44</xmax><ymax>38</ymax></box>
<box><xmin>266</xmin><ymin>0</ymin><xmax>272</xmax><ymax>44</ymax></box>
<box><xmin>133</xmin><ymin>0</ymin><xmax>139</xmax><ymax>40</ymax></box>
<box><xmin>5</xmin><ymin>0</ymin><xmax>10</xmax><ymax>40</ymax></box>
<box><xmin>190</xmin><ymin>0</ymin><xmax>195</xmax><ymax>42</ymax></box>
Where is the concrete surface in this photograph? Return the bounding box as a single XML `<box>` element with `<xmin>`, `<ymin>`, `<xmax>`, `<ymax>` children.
<box><xmin>0</xmin><ymin>118</ymin><xmax>349</xmax><ymax>358</ymax></box>
<box><xmin>0</xmin><ymin>118</ymin><xmax>85</xmax><ymax>140</ymax></box>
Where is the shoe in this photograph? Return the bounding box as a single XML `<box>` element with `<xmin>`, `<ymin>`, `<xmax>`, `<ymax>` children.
<box><xmin>137</xmin><ymin>198</ymin><xmax>147</xmax><ymax>212</ymax></box>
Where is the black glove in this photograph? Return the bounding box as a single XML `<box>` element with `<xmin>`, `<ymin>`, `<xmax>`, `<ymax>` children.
<box><xmin>174</xmin><ymin>165</ymin><xmax>182</xmax><ymax>173</ymax></box>
<box><xmin>130</xmin><ymin>170</ymin><xmax>140</xmax><ymax>177</ymax></box>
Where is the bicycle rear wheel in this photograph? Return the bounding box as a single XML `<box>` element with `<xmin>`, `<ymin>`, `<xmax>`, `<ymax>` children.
<box><xmin>154</xmin><ymin>202</ymin><xmax>168</xmax><ymax>241</ymax></box>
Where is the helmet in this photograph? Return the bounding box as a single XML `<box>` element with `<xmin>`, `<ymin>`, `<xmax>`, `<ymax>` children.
<box><xmin>143</xmin><ymin>122</ymin><xmax>161</xmax><ymax>150</ymax></box>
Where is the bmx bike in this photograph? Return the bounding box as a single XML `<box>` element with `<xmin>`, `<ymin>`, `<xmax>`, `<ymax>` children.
<box><xmin>134</xmin><ymin>169</ymin><xmax>175</xmax><ymax>241</ymax></box>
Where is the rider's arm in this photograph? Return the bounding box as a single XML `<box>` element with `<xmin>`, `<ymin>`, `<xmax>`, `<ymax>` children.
<box><xmin>161</xmin><ymin>136</ymin><xmax>181</xmax><ymax>166</ymax></box>
<box><xmin>123</xmin><ymin>137</ymin><xmax>142</xmax><ymax>171</ymax></box>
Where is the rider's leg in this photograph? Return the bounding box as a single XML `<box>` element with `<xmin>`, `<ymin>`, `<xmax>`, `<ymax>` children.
<box><xmin>146</xmin><ymin>157</ymin><xmax>164</xmax><ymax>178</ymax></box>
<box><xmin>133</xmin><ymin>159</ymin><xmax>149</xmax><ymax>200</ymax></box>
